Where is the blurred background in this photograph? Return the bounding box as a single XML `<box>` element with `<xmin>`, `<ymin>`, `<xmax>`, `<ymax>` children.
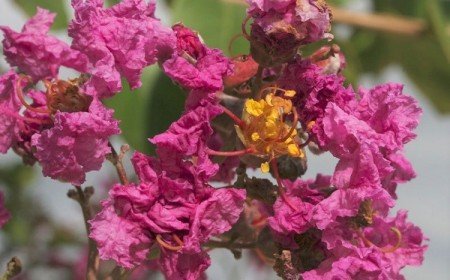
<box><xmin>0</xmin><ymin>0</ymin><xmax>449</xmax><ymax>279</ymax></box>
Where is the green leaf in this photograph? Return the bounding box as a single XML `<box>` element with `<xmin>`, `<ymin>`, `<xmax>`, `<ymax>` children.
<box><xmin>425</xmin><ymin>0</ymin><xmax>450</xmax><ymax>62</ymax></box>
<box><xmin>105</xmin><ymin>68</ymin><xmax>185</xmax><ymax>154</ymax></box>
<box><xmin>172</xmin><ymin>0</ymin><xmax>249</xmax><ymax>56</ymax></box>
<box><xmin>392</xmin><ymin>36</ymin><xmax>450</xmax><ymax>113</ymax></box>
<box><xmin>13</xmin><ymin>0</ymin><xmax>69</xmax><ymax>30</ymax></box>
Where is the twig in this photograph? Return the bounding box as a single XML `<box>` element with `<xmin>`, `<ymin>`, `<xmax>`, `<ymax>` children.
<box><xmin>221</xmin><ymin>0</ymin><xmax>430</xmax><ymax>36</ymax></box>
<box><xmin>68</xmin><ymin>186</ymin><xmax>99</xmax><ymax>280</ymax></box>
<box><xmin>0</xmin><ymin>257</ymin><xmax>22</xmax><ymax>280</ymax></box>
<box><xmin>205</xmin><ymin>240</ymin><xmax>257</xmax><ymax>249</ymax></box>
<box><xmin>253</xmin><ymin>66</ymin><xmax>264</xmax><ymax>99</ymax></box>
<box><xmin>330</xmin><ymin>6</ymin><xmax>427</xmax><ymax>36</ymax></box>
<box><xmin>107</xmin><ymin>143</ymin><xmax>129</xmax><ymax>185</ymax></box>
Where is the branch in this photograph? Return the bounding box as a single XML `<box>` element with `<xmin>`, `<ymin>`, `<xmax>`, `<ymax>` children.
<box><xmin>221</xmin><ymin>0</ymin><xmax>429</xmax><ymax>36</ymax></box>
<box><xmin>0</xmin><ymin>257</ymin><xmax>22</xmax><ymax>280</ymax></box>
<box><xmin>68</xmin><ymin>186</ymin><xmax>99</xmax><ymax>280</ymax></box>
<box><xmin>107</xmin><ymin>143</ymin><xmax>130</xmax><ymax>185</ymax></box>
<box><xmin>205</xmin><ymin>240</ymin><xmax>257</xmax><ymax>249</ymax></box>
<box><xmin>330</xmin><ymin>6</ymin><xmax>427</xmax><ymax>36</ymax></box>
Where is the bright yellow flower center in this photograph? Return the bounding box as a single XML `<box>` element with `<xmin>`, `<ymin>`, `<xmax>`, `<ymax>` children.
<box><xmin>236</xmin><ymin>92</ymin><xmax>304</xmax><ymax>172</ymax></box>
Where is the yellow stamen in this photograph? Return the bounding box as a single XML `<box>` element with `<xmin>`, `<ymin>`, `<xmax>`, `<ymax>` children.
<box><xmin>251</xmin><ymin>132</ymin><xmax>260</xmax><ymax>141</ymax></box>
<box><xmin>307</xmin><ymin>121</ymin><xmax>316</xmax><ymax>131</ymax></box>
<box><xmin>261</xmin><ymin>162</ymin><xmax>270</xmax><ymax>173</ymax></box>
<box><xmin>245</xmin><ymin>99</ymin><xmax>265</xmax><ymax>117</ymax></box>
<box><xmin>284</xmin><ymin>90</ymin><xmax>296</xmax><ymax>97</ymax></box>
<box><xmin>288</xmin><ymin>144</ymin><xmax>302</xmax><ymax>157</ymax></box>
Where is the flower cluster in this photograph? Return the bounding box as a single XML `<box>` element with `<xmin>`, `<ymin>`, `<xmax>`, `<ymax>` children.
<box><xmin>0</xmin><ymin>0</ymin><xmax>427</xmax><ymax>279</ymax></box>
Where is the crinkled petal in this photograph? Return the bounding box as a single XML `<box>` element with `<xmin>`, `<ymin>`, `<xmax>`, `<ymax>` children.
<box><xmin>31</xmin><ymin>99</ymin><xmax>120</xmax><ymax>184</ymax></box>
<box><xmin>159</xmin><ymin>249</ymin><xmax>210</xmax><ymax>280</ymax></box>
<box><xmin>0</xmin><ymin>71</ymin><xmax>21</xmax><ymax>153</ymax></box>
<box><xmin>150</xmin><ymin>102</ymin><xmax>222</xmax><ymax>156</ymax></box>
<box><xmin>356</xmin><ymin>83</ymin><xmax>422</xmax><ymax>151</ymax></box>
<box><xmin>1</xmin><ymin>8</ymin><xmax>88</xmax><ymax>81</ymax></box>
<box><xmin>89</xmin><ymin>199</ymin><xmax>152</xmax><ymax>268</ymax></box>
<box><xmin>69</xmin><ymin>0</ymin><xmax>175</xmax><ymax>98</ymax></box>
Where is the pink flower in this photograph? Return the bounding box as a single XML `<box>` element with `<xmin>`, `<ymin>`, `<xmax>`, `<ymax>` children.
<box><xmin>162</xmin><ymin>24</ymin><xmax>233</xmax><ymax>92</ymax></box>
<box><xmin>355</xmin><ymin>83</ymin><xmax>422</xmax><ymax>152</ymax></box>
<box><xmin>0</xmin><ymin>8</ymin><xmax>88</xmax><ymax>81</ymax></box>
<box><xmin>322</xmin><ymin>102</ymin><xmax>418</xmax><ymax>198</ymax></box>
<box><xmin>247</xmin><ymin>0</ymin><xmax>332</xmax><ymax>66</ymax></box>
<box><xmin>279</xmin><ymin>58</ymin><xmax>356</xmax><ymax>147</ymax></box>
<box><xmin>31</xmin><ymin>99</ymin><xmax>120</xmax><ymax>185</ymax></box>
<box><xmin>362</xmin><ymin>211</ymin><xmax>427</xmax><ymax>274</ymax></box>
<box><xmin>247</xmin><ymin>0</ymin><xmax>293</xmax><ymax>12</ymax></box>
<box><xmin>307</xmin><ymin>211</ymin><xmax>427</xmax><ymax>279</ymax></box>
<box><xmin>90</xmin><ymin>151</ymin><xmax>246</xmax><ymax>277</ymax></box>
<box><xmin>0</xmin><ymin>71</ymin><xmax>21</xmax><ymax>153</ymax></box>
<box><xmin>268</xmin><ymin>175</ymin><xmax>328</xmax><ymax>237</ymax></box>
<box><xmin>89</xmin><ymin>198</ymin><xmax>153</xmax><ymax>268</ymax></box>
<box><xmin>302</xmin><ymin>254</ymin><xmax>399</xmax><ymax>280</ymax></box>
<box><xmin>0</xmin><ymin>190</ymin><xmax>10</xmax><ymax>228</ymax></box>
<box><xmin>69</xmin><ymin>0</ymin><xmax>176</xmax><ymax>98</ymax></box>
<box><xmin>311</xmin><ymin>187</ymin><xmax>394</xmax><ymax>230</ymax></box>
<box><xmin>150</xmin><ymin>102</ymin><xmax>223</xmax><ymax>157</ymax></box>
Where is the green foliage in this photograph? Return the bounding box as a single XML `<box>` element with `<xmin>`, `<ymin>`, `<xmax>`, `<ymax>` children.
<box><xmin>343</xmin><ymin>0</ymin><xmax>450</xmax><ymax>113</ymax></box>
<box><xmin>172</xmin><ymin>0</ymin><xmax>249</xmax><ymax>56</ymax></box>
<box><xmin>105</xmin><ymin>68</ymin><xmax>185</xmax><ymax>154</ymax></box>
<box><xmin>13</xmin><ymin>0</ymin><xmax>69</xmax><ymax>30</ymax></box>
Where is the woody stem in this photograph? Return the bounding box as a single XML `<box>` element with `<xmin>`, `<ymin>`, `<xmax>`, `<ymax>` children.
<box><xmin>107</xmin><ymin>143</ymin><xmax>129</xmax><ymax>185</ymax></box>
<box><xmin>205</xmin><ymin>240</ymin><xmax>257</xmax><ymax>249</ymax></box>
<box><xmin>68</xmin><ymin>186</ymin><xmax>99</xmax><ymax>280</ymax></box>
<box><xmin>253</xmin><ymin>66</ymin><xmax>264</xmax><ymax>100</ymax></box>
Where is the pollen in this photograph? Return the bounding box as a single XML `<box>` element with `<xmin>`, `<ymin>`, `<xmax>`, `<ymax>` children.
<box><xmin>251</xmin><ymin>132</ymin><xmax>261</xmax><ymax>141</ymax></box>
<box><xmin>236</xmin><ymin>93</ymin><xmax>304</xmax><ymax>168</ymax></box>
<box><xmin>245</xmin><ymin>99</ymin><xmax>265</xmax><ymax>116</ymax></box>
<box><xmin>288</xmin><ymin>143</ymin><xmax>302</xmax><ymax>157</ymax></box>
<box><xmin>284</xmin><ymin>90</ymin><xmax>296</xmax><ymax>98</ymax></box>
<box><xmin>261</xmin><ymin>162</ymin><xmax>270</xmax><ymax>173</ymax></box>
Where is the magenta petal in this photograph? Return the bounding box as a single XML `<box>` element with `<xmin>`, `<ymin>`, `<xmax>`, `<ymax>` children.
<box><xmin>89</xmin><ymin>199</ymin><xmax>152</xmax><ymax>269</ymax></box>
<box><xmin>1</xmin><ymin>8</ymin><xmax>88</xmax><ymax>81</ymax></box>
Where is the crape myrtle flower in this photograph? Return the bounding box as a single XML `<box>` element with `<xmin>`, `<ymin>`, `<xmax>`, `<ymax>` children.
<box><xmin>162</xmin><ymin>24</ymin><xmax>233</xmax><ymax>92</ymax></box>
<box><xmin>302</xmin><ymin>211</ymin><xmax>427</xmax><ymax>279</ymax></box>
<box><xmin>246</xmin><ymin>0</ymin><xmax>332</xmax><ymax>66</ymax></box>
<box><xmin>31</xmin><ymin>98</ymin><xmax>120</xmax><ymax>185</ymax></box>
<box><xmin>278</xmin><ymin>57</ymin><xmax>356</xmax><ymax>148</ymax></box>
<box><xmin>235</xmin><ymin>92</ymin><xmax>304</xmax><ymax>173</ymax></box>
<box><xmin>0</xmin><ymin>8</ymin><xmax>88</xmax><ymax>81</ymax></box>
<box><xmin>268</xmin><ymin>174</ymin><xmax>329</xmax><ymax>239</ymax></box>
<box><xmin>0</xmin><ymin>71</ymin><xmax>23</xmax><ymax>154</ymax></box>
<box><xmin>0</xmin><ymin>190</ymin><xmax>10</xmax><ymax>228</ymax></box>
<box><xmin>0</xmin><ymin>72</ymin><xmax>51</xmax><ymax>164</ymax></box>
<box><xmin>0</xmin><ymin>5</ymin><xmax>122</xmax><ymax>184</ymax></box>
<box><xmin>90</xmin><ymin>102</ymin><xmax>246</xmax><ymax>278</ymax></box>
<box><xmin>69</xmin><ymin>0</ymin><xmax>176</xmax><ymax>98</ymax></box>
<box><xmin>0</xmin><ymin>71</ymin><xmax>120</xmax><ymax>185</ymax></box>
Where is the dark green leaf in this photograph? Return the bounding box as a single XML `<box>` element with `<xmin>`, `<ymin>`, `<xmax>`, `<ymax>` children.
<box><xmin>425</xmin><ymin>0</ymin><xmax>450</xmax><ymax>62</ymax></box>
<box><xmin>13</xmin><ymin>0</ymin><xmax>69</xmax><ymax>30</ymax></box>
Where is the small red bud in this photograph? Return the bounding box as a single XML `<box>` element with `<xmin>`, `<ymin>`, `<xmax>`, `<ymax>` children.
<box><xmin>224</xmin><ymin>55</ymin><xmax>259</xmax><ymax>89</ymax></box>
